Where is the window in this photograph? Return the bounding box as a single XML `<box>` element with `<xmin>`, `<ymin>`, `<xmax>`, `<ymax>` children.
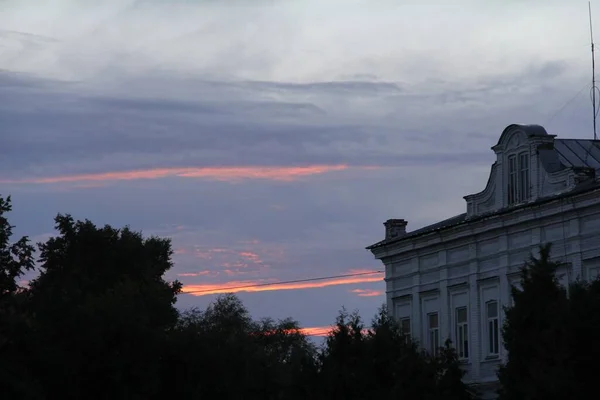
<box><xmin>508</xmin><ymin>155</ymin><xmax>518</xmax><ymax>205</ymax></box>
<box><xmin>589</xmin><ymin>267</ymin><xmax>600</xmax><ymax>281</ymax></box>
<box><xmin>519</xmin><ymin>152</ymin><xmax>530</xmax><ymax>200</ymax></box>
<box><xmin>400</xmin><ymin>317</ymin><xmax>411</xmax><ymax>343</ymax></box>
<box><xmin>507</xmin><ymin>151</ymin><xmax>530</xmax><ymax>205</ymax></box>
<box><xmin>486</xmin><ymin>300</ymin><xmax>500</xmax><ymax>356</ymax></box>
<box><xmin>455</xmin><ymin>307</ymin><xmax>469</xmax><ymax>359</ymax></box>
<box><xmin>428</xmin><ymin>312</ymin><xmax>440</xmax><ymax>356</ymax></box>
<box><xmin>400</xmin><ymin>317</ymin><xmax>411</xmax><ymax>336</ymax></box>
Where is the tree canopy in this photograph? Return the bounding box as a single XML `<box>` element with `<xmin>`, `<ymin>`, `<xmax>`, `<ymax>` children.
<box><xmin>0</xmin><ymin>195</ymin><xmax>476</xmax><ymax>399</ymax></box>
<box><xmin>499</xmin><ymin>243</ymin><xmax>600</xmax><ymax>400</ymax></box>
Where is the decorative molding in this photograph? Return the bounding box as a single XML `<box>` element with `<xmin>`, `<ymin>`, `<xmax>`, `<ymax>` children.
<box><xmin>464</xmin><ymin>163</ymin><xmax>498</xmax><ymax>217</ymax></box>
<box><xmin>372</xmin><ymin>188</ymin><xmax>600</xmax><ymax>258</ymax></box>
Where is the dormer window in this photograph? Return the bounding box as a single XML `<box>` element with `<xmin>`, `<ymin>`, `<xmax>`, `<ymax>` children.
<box><xmin>507</xmin><ymin>152</ymin><xmax>530</xmax><ymax>205</ymax></box>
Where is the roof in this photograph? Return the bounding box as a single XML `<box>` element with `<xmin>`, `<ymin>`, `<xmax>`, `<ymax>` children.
<box><xmin>554</xmin><ymin>139</ymin><xmax>600</xmax><ymax>173</ymax></box>
<box><xmin>366</xmin><ymin>180</ymin><xmax>600</xmax><ymax>251</ymax></box>
<box><xmin>366</xmin><ymin>213</ymin><xmax>467</xmax><ymax>251</ymax></box>
<box><xmin>494</xmin><ymin>124</ymin><xmax>550</xmax><ymax>148</ymax></box>
<box><xmin>367</xmin><ymin>126</ymin><xmax>600</xmax><ymax>252</ymax></box>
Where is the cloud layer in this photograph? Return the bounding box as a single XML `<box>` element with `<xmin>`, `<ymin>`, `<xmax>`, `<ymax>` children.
<box><xmin>2</xmin><ymin>0</ymin><xmax>598</xmax><ymax>329</ymax></box>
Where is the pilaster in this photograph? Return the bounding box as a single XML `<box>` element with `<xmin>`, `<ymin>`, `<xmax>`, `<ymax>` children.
<box><xmin>411</xmin><ymin>267</ymin><xmax>421</xmax><ymax>342</ymax></box>
<box><xmin>439</xmin><ymin>250</ymin><xmax>449</xmax><ymax>342</ymax></box>
<box><xmin>468</xmin><ymin>241</ymin><xmax>481</xmax><ymax>380</ymax></box>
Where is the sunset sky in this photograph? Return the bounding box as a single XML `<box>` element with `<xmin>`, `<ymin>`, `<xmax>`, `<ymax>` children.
<box><xmin>1</xmin><ymin>0</ymin><xmax>597</xmax><ymax>337</ymax></box>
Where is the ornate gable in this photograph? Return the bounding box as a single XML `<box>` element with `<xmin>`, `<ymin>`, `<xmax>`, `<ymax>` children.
<box><xmin>464</xmin><ymin>124</ymin><xmax>560</xmax><ymax>217</ymax></box>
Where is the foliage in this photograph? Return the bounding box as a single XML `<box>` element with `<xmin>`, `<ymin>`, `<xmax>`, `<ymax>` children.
<box><xmin>13</xmin><ymin>211</ymin><xmax>181</xmax><ymax>399</ymax></box>
<box><xmin>565</xmin><ymin>277</ymin><xmax>600</xmax><ymax>399</ymax></box>
<box><xmin>318</xmin><ymin>308</ymin><xmax>368</xmax><ymax>398</ymax></box>
<box><xmin>0</xmin><ymin>195</ymin><xmax>476</xmax><ymax>399</ymax></box>
<box><xmin>0</xmin><ymin>196</ymin><xmax>37</xmax><ymax>398</ymax></box>
<box><xmin>318</xmin><ymin>305</ymin><xmax>477</xmax><ymax>400</ymax></box>
<box><xmin>498</xmin><ymin>243</ymin><xmax>600</xmax><ymax>400</ymax></box>
<box><xmin>0</xmin><ymin>196</ymin><xmax>35</xmax><ymax>299</ymax></box>
<box><xmin>163</xmin><ymin>294</ymin><xmax>318</xmax><ymax>400</ymax></box>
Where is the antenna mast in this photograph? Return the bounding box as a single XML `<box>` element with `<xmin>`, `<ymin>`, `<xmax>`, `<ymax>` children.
<box><xmin>590</xmin><ymin>2</ymin><xmax>598</xmax><ymax>140</ymax></box>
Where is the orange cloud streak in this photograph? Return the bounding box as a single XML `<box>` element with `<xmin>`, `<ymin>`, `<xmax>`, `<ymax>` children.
<box><xmin>177</xmin><ymin>270</ymin><xmax>216</xmax><ymax>277</ymax></box>
<box><xmin>1</xmin><ymin>165</ymin><xmax>352</xmax><ymax>185</ymax></box>
<box><xmin>182</xmin><ymin>272</ymin><xmax>384</xmax><ymax>296</ymax></box>
<box><xmin>299</xmin><ymin>326</ymin><xmax>371</xmax><ymax>337</ymax></box>
<box><xmin>351</xmin><ymin>289</ymin><xmax>384</xmax><ymax>297</ymax></box>
<box><xmin>300</xmin><ymin>326</ymin><xmax>333</xmax><ymax>337</ymax></box>
<box><xmin>259</xmin><ymin>326</ymin><xmax>373</xmax><ymax>338</ymax></box>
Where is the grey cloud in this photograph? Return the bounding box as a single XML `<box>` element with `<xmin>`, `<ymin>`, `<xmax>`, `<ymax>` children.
<box><xmin>243</xmin><ymin>80</ymin><xmax>402</xmax><ymax>95</ymax></box>
<box><xmin>0</xmin><ymin>71</ymin><xmax>485</xmax><ymax>178</ymax></box>
<box><xmin>4</xmin><ymin>0</ymin><xmax>597</xmax><ymax>332</ymax></box>
<box><xmin>0</xmin><ymin>29</ymin><xmax>59</xmax><ymax>44</ymax></box>
<box><xmin>2</xmin><ymin>65</ymin><xmax>574</xmax><ymax>181</ymax></box>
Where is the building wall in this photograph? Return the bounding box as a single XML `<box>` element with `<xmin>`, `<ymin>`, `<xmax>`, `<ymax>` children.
<box><xmin>374</xmin><ymin>189</ymin><xmax>600</xmax><ymax>396</ymax></box>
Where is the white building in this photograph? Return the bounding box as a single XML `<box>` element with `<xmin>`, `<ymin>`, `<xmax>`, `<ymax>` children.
<box><xmin>367</xmin><ymin>124</ymin><xmax>600</xmax><ymax>399</ymax></box>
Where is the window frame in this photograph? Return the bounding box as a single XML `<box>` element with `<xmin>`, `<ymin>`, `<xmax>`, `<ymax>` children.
<box><xmin>508</xmin><ymin>154</ymin><xmax>518</xmax><ymax>205</ymax></box>
<box><xmin>519</xmin><ymin>152</ymin><xmax>530</xmax><ymax>200</ymax></box>
<box><xmin>399</xmin><ymin>317</ymin><xmax>411</xmax><ymax>339</ymax></box>
<box><xmin>455</xmin><ymin>306</ymin><xmax>469</xmax><ymax>360</ymax></box>
<box><xmin>485</xmin><ymin>300</ymin><xmax>500</xmax><ymax>356</ymax></box>
<box><xmin>588</xmin><ymin>266</ymin><xmax>600</xmax><ymax>281</ymax></box>
<box><xmin>507</xmin><ymin>151</ymin><xmax>530</xmax><ymax>205</ymax></box>
<box><xmin>427</xmin><ymin>312</ymin><xmax>440</xmax><ymax>357</ymax></box>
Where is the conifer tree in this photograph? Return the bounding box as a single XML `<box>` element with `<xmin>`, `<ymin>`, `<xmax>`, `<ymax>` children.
<box><xmin>498</xmin><ymin>244</ymin><xmax>572</xmax><ymax>400</ymax></box>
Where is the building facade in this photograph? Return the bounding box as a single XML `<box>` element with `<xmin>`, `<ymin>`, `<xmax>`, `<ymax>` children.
<box><xmin>367</xmin><ymin>124</ymin><xmax>600</xmax><ymax>399</ymax></box>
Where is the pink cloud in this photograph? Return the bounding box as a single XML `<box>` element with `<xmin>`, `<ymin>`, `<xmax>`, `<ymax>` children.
<box><xmin>350</xmin><ymin>288</ymin><xmax>384</xmax><ymax>297</ymax></box>
<box><xmin>182</xmin><ymin>271</ymin><xmax>384</xmax><ymax>296</ymax></box>
<box><xmin>0</xmin><ymin>164</ymin><xmax>360</xmax><ymax>185</ymax></box>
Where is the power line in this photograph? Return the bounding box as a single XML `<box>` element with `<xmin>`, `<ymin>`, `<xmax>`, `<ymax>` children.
<box><xmin>180</xmin><ymin>270</ymin><xmax>384</xmax><ymax>295</ymax></box>
<box><xmin>545</xmin><ymin>82</ymin><xmax>588</xmax><ymax>126</ymax></box>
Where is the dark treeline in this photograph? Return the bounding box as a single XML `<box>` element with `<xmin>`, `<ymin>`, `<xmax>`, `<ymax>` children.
<box><xmin>0</xmin><ymin>195</ymin><xmax>475</xmax><ymax>399</ymax></box>
<box><xmin>3</xmin><ymin>195</ymin><xmax>600</xmax><ymax>399</ymax></box>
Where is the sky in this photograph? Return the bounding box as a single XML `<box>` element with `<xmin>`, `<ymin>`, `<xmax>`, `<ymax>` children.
<box><xmin>1</xmin><ymin>0</ymin><xmax>599</xmax><ymax>338</ymax></box>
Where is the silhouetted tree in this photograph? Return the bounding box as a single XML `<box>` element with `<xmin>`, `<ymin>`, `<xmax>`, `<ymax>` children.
<box><xmin>161</xmin><ymin>294</ymin><xmax>318</xmax><ymax>400</ymax></box>
<box><xmin>0</xmin><ymin>195</ymin><xmax>37</xmax><ymax>398</ymax></box>
<box><xmin>0</xmin><ymin>196</ymin><xmax>477</xmax><ymax>399</ymax></box>
<box><xmin>253</xmin><ymin>316</ymin><xmax>319</xmax><ymax>399</ymax></box>
<box><xmin>25</xmin><ymin>215</ymin><xmax>182</xmax><ymax>399</ymax></box>
<box><xmin>434</xmin><ymin>340</ymin><xmax>478</xmax><ymax>400</ymax></box>
<box><xmin>318</xmin><ymin>308</ymin><xmax>368</xmax><ymax>399</ymax></box>
<box><xmin>318</xmin><ymin>306</ymin><xmax>477</xmax><ymax>400</ymax></box>
<box><xmin>552</xmin><ymin>273</ymin><xmax>600</xmax><ymax>400</ymax></box>
<box><xmin>498</xmin><ymin>244</ymin><xmax>572</xmax><ymax>400</ymax></box>
<box><xmin>364</xmin><ymin>305</ymin><xmax>435</xmax><ymax>399</ymax></box>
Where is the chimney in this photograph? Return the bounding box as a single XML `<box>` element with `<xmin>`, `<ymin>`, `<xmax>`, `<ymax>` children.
<box><xmin>384</xmin><ymin>219</ymin><xmax>407</xmax><ymax>240</ymax></box>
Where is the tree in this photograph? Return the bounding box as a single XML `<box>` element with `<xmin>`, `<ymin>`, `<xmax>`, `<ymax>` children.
<box><xmin>433</xmin><ymin>340</ymin><xmax>479</xmax><ymax>400</ymax></box>
<box><xmin>0</xmin><ymin>195</ymin><xmax>35</xmax><ymax>300</ymax></box>
<box><xmin>24</xmin><ymin>215</ymin><xmax>182</xmax><ymax>399</ymax></box>
<box><xmin>498</xmin><ymin>243</ymin><xmax>572</xmax><ymax>400</ymax></box>
<box><xmin>0</xmin><ymin>196</ymin><xmax>478</xmax><ymax>399</ymax></box>
<box><xmin>560</xmin><ymin>276</ymin><xmax>600</xmax><ymax>399</ymax></box>
<box><xmin>0</xmin><ymin>195</ymin><xmax>37</xmax><ymax>398</ymax></box>
<box><xmin>318</xmin><ymin>308</ymin><xmax>368</xmax><ymax>399</ymax></box>
<box><xmin>161</xmin><ymin>294</ymin><xmax>318</xmax><ymax>400</ymax></box>
<box><xmin>253</xmin><ymin>316</ymin><xmax>319</xmax><ymax>400</ymax></box>
<box><xmin>318</xmin><ymin>306</ymin><xmax>477</xmax><ymax>400</ymax></box>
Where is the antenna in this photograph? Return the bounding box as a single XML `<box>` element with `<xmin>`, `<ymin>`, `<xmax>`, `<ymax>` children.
<box><xmin>589</xmin><ymin>1</ymin><xmax>598</xmax><ymax>140</ymax></box>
